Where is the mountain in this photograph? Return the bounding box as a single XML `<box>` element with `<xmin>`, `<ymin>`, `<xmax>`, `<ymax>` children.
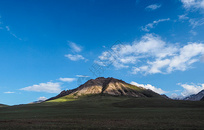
<box><xmin>161</xmin><ymin>94</ymin><xmax>169</xmax><ymax>99</ymax></box>
<box><xmin>0</xmin><ymin>104</ymin><xmax>8</xmax><ymax>107</ymax></box>
<box><xmin>184</xmin><ymin>90</ymin><xmax>204</xmax><ymax>101</ymax></box>
<box><xmin>47</xmin><ymin>77</ymin><xmax>163</xmax><ymax>102</ymax></box>
<box><xmin>29</xmin><ymin>100</ymin><xmax>45</xmax><ymax>104</ymax></box>
<box><xmin>200</xmin><ymin>96</ymin><xmax>204</xmax><ymax>101</ymax></box>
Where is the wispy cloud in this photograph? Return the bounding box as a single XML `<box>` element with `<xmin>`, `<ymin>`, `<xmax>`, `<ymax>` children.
<box><xmin>141</xmin><ymin>18</ymin><xmax>170</xmax><ymax>32</ymax></box>
<box><xmin>189</xmin><ymin>30</ymin><xmax>197</xmax><ymax>35</ymax></box>
<box><xmin>178</xmin><ymin>14</ymin><xmax>189</xmax><ymax>20</ymax></box>
<box><xmin>189</xmin><ymin>18</ymin><xmax>204</xmax><ymax>28</ymax></box>
<box><xmin>145</xmin><ymin>4</ymin><xmax>161</xmax><ymax>11</ymax></box>
<box><xmin>130</xmin><ymin>81</ymin><xmax>167</xmax><ymax>94</ymax></box>
<box><xmin>59</xmin><ymin>77</ymin><xmax>76</xmax><ymax>82</ymax></box>
<box><xmin>65</xmin><ymin>54</ymin><xmax>85</xmax><ymax>61</ymax></box>
<box><xmin>4</xmin><ymin>91</ymin><xmax>15</xmax><ymax>94</ymax></box>
<box><xmin>5</xmin><ymin>26</ymin><xmax>10</xmax><ymax>31</ymax></box>
<box><xmin>0</xmin><ymin>16</ymin><xmax>22</xmax><ymax>40</ymax></box>
<box><xmin>76</xmin><ymin>75</ymin><xmax>90</xmax><ymax>77</ymax></box>
<box><xmin>65</xmin><ymin>42</ymin><xmax>87</xmax><ymax>61</ymax></box>
<box><xmin>96</xmin><ymin>34</ymin><xmax>204</xmax><ymax>75</ymax></box>
<box><xmin>68</xmin><ymin>41</ymin><xmax>82</xmax><ymax>53</ymax></box>
<box><xmin>5</xmin><ymin>26</ymin><xmax>22</xmax><ymax>40</ymax></box>
<box><xmin>20</xmin><ymin>82</ymin><xmax>61</xmax><ymax>93</ymax></box>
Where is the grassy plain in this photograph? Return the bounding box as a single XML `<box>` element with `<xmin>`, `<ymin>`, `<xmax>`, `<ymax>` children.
<box><xmin>0</xmin><ymin>95</ymin><xmax>204</xmax><ymax>129</ymax></box>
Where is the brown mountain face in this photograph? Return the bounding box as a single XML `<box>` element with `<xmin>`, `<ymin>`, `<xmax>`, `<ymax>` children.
<box><xmin>47</xmin><ymin>77</ymin><xmax>162</xmax><ymax>101</ymax></box>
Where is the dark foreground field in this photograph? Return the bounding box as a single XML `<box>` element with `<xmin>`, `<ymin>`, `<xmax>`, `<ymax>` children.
<box><xmin>0</xmin><ymin>95</ymin><xmax>204</xmax><ymax>129</ymax></box>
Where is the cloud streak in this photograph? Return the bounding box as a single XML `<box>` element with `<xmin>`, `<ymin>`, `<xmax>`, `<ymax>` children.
<box><xmin>4</xmin><ymin>91</ymin><xmax>15</xmax><ymax>94</ymax></box>
<box><xmin>145</xmin><ymin>4</ymin><xmax>161</xmax><ymax>11</ymax></box>
<box><xmin>5</xmin><ymin>26</ymin><xmax>22</xmax><ymax>40</ymax></box>
<box><xmin>65</xmin><ymin>54</ymin><xmax>85</xmax><ymax>61</ymax></box>
<box><xmin>20</xmin><ymin>82</ymin><xmax>61</xmax><ymax>93</ymax></box>
<box><xmin>68</xmin><ymin>41</ymin><xmax>82</xmax><ymax>53</ymax></box>
<box><xmin>189</xmin><ymin>18</ymin><xmax>204</xmax><ymax>28</ymax></box>
<box><xmin>141</xmin><ymin>18</ymin><xmax>170</xmax><ymax>32</ymax></box>
<box><xmin>59</xmin><ymin>77</ymin><xmax>76</xmax><ymax>82</ymax></box>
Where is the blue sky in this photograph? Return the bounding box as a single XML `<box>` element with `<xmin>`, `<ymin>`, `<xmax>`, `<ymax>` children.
<box><xmin>0</xmin><ymin>0</ymin><xmax>204</xmax><ymax>105</ymax></box>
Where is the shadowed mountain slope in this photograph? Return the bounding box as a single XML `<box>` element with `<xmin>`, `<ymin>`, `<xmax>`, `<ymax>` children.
<box><xmin>184</xmin><ymin>90</ymin><xmax>204</xmax><ymax>101</ymax></box>
<box><xmin>0</xmin><ymin>104</ymin><xmax>8</xmax><ymax>107</ymax></box>
<box><xmin>201</xmin><ymin>96</ymin><xmax>204</xmax><ymax>101</ymax></box>
<box><xmin>47</xmin><ymin>77</ymin><xmax>163</xmax><ymax>102</ymax></box>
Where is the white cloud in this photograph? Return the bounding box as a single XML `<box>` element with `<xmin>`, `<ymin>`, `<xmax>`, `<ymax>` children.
<box><xmin>68</xmin><ymin>41</ymin><xmax>82</xmax><ymax>53</ymax></box>
<box><xmin>76</xmin><ymin>75</ymin><xmax>90</xmax><ymax>77</ymax></box>
<box><xmin>146</xmin><ymin>4</ymin><xmax>161</xmax><ymax>10</ymax></box>
<box><xmin>141</xmin><ymin>18</ymin><xmax>170</xmax><ymax>32</ymax></box>
<box><xmin>96</xmin><ymin>34</ymin><xmax>204</xmax><ymax>75</ymax></box>
<box><xmin>180</xmin><ymin>0</ymin><xmax>204</xmax><ymax>9</ymax></box>
<box><xmin>65</xmin><ymin>54</ymin><xmax>85</xmax><ymax>61</ymax></box>
<box><xmin>167</xmin><ymin>43</ymin><xmax>204</xmax><ymax>72</ymax></box>
<box><xmin>38</xmin><ymin>96</ymin><xmax>47</xmax><ymax>101</ymax></box>
<box><xmin>178</xmin><ymin>83</ymin><xmax>204</xmax><ymax>97</ymax></box>
<box><xmin>4</xmin><ymin>91</ymin><xmax>15</xmax><ymax>94</ymax></box>
<box><xmin>59</xmin><ymin>77</ymin><xmax>76</xmax><ymax>82</ymax></box>
<box><xmin>20</xmin><ymin>82</ymin><xmax>61</xmax><ymax>93</ymax></box>
<box><xmin>130</xmin><ymin>81</ymin><xmax>167</xmax><ymax>94</ymax></box>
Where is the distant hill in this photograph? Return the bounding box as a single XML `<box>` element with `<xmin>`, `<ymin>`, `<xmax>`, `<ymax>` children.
<box><xmin>29</xmin><ymin>100</ymin><xmax>45</xmax><ymax>104</ymax></box>
<box><xmin>184</xmin><ymin>90</ymin><xmax>204</xmax><ymax>101</ymax></box>
<box><xmin>0</xmin><ymin>104</ymin><xmax>8</xmax><ymax>107</ymax></box>
<box><xmin>47</xmin><ymin>77</ymin><xmax>163</xmax><ymax>102</ymax></box>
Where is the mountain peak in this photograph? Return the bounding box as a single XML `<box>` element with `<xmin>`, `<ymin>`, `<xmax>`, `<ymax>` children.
<box><xmin>47</xmin><ymin>77</ymin><xmax>162</xmax><ymax>101</ymax></box>
<box><xmin>184</xmin><ymin>89</ymin><xmax>204</xmax><ymax>101</ymax></box>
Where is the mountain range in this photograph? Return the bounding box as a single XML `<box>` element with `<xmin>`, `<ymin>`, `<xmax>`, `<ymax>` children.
<box><xmin>184</xmin><ymin>90</ymin><xmax>204</xmax><ymax>101</ymax></box>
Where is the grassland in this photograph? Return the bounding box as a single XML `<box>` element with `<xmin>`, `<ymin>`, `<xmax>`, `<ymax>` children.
<box><xmin>0</xmin><ymin>95</ymin><xmax>204</xmax><ymax>129</ymax></box>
